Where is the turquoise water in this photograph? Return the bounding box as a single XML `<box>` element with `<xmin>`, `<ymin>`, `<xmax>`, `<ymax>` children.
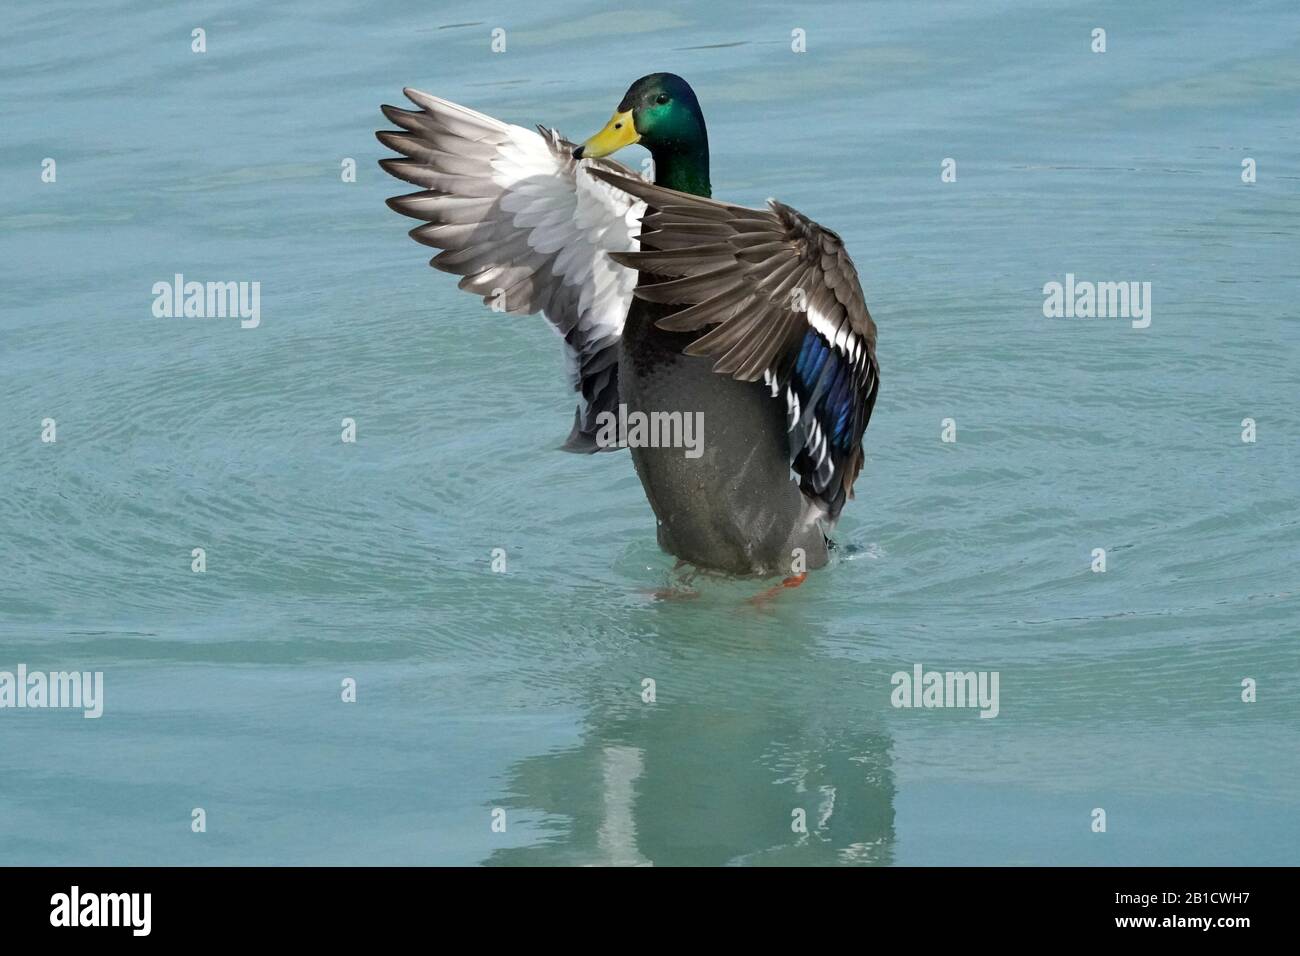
<box><xmin>2</xmin><ymin>0</ymin><xmax>1298</xmax><ymax>865</ymax></box>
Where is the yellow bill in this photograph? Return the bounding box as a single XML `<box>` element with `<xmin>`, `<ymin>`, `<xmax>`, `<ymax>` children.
<box><xmin>573</xmin><ymin>109</ymin><xmax>639</xmax><ymax>159</ymax></box>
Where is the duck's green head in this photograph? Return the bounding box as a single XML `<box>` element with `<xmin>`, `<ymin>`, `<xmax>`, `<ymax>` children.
<box><xmin>574</xmin><ymin>73</ymin><xmax>710</xmax><ymax>196</ymax></box>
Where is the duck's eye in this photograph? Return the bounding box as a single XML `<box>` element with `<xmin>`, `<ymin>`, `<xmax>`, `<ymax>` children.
<box><xmin>655</xmin><ymin>93</ymin><xmax>670</xmax><ymax>105</ymax></box>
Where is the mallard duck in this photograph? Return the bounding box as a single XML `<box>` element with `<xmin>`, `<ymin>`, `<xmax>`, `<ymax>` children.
<box><xmin>377</xmin><ymin>73</ymin><xmax>879</xmax><ymax>578</ymax></box>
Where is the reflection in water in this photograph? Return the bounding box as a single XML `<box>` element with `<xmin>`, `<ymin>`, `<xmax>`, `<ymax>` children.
<box><xmin>488</xmin><ymin>643</ymin><xmax>896</xmax><ymax>866</ymax></box>
<box><xmin>597</xmin><ymin>746</ymin><xmax>650</xmax><ymax>867</ymax></box>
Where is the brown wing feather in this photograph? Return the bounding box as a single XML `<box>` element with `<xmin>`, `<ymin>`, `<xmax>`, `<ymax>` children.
<box><xmin>592</xmin><ymin>167</ymin><xmax>880</xmax><ymax>519</ymax></box>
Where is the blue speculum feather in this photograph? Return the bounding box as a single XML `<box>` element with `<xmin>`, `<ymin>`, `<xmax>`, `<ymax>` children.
<box><xmin>790</xmin><ymin>330</ymin><xmax>857</xmax><ymax>455</ymax></box>
<box><xmin>826</xmin><ymin>364</ymin><xmax>855</xmax><ymax>449</ymax></box>
<box><xmin>795</xmin><ymin>330</ymin><xmax>827</xmax><ymax>381</ymax></box>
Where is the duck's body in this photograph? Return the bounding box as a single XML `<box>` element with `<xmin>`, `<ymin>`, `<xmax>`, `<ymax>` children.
<box><xmin>620</xmin><ymin>299</ymin><xmax>829</xmax><ymax>575</ymax></box>
<box><xmin>378</xmin><ymin>73</ymin><xmax>878</xmax><ymax>577</ymax></box>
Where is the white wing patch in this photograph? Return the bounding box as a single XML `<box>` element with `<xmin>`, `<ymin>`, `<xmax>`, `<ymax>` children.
<box><xmin>484</xmin><ymin>123</ymin><xmax>644</xmax><ymax>348</ymax></box>
<box><xmin>379</xmin><ymin>90</ymin><xmax>648</xmax><ymax>451</ymax></box>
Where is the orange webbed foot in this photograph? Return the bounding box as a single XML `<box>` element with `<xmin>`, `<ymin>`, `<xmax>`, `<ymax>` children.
<box><xmin>747</xmin><ymin>572</ymin><xmax>808</xmax><ymax>607</ymax></box>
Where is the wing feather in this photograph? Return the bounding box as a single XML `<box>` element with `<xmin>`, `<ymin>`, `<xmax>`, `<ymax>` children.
<box><xmin>378</xmin><ymin>89</ymin><xmax>647</xmax><ymax>452</ymax></box>
<box><xmin>592</xmin><ymin>168</ymin><xmax>880</xmax><ymax>519</ymax></box>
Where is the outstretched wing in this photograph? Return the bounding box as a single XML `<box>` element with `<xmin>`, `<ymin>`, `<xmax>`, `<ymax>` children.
<box><xmin>377</xmin><ymin>88</ymin><xmax>645</xmax><ymax>451</ymax></box>
<box><xmin>593</xmin><ymin>168</ymin><xmax>879</xmax><ymax>520</ymax></box>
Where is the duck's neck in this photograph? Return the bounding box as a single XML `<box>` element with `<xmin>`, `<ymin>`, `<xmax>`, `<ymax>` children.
<box><xmin>652</xmin><ymin>142</ymin><xmax>711</xmax><ymax>198</ymax></box>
